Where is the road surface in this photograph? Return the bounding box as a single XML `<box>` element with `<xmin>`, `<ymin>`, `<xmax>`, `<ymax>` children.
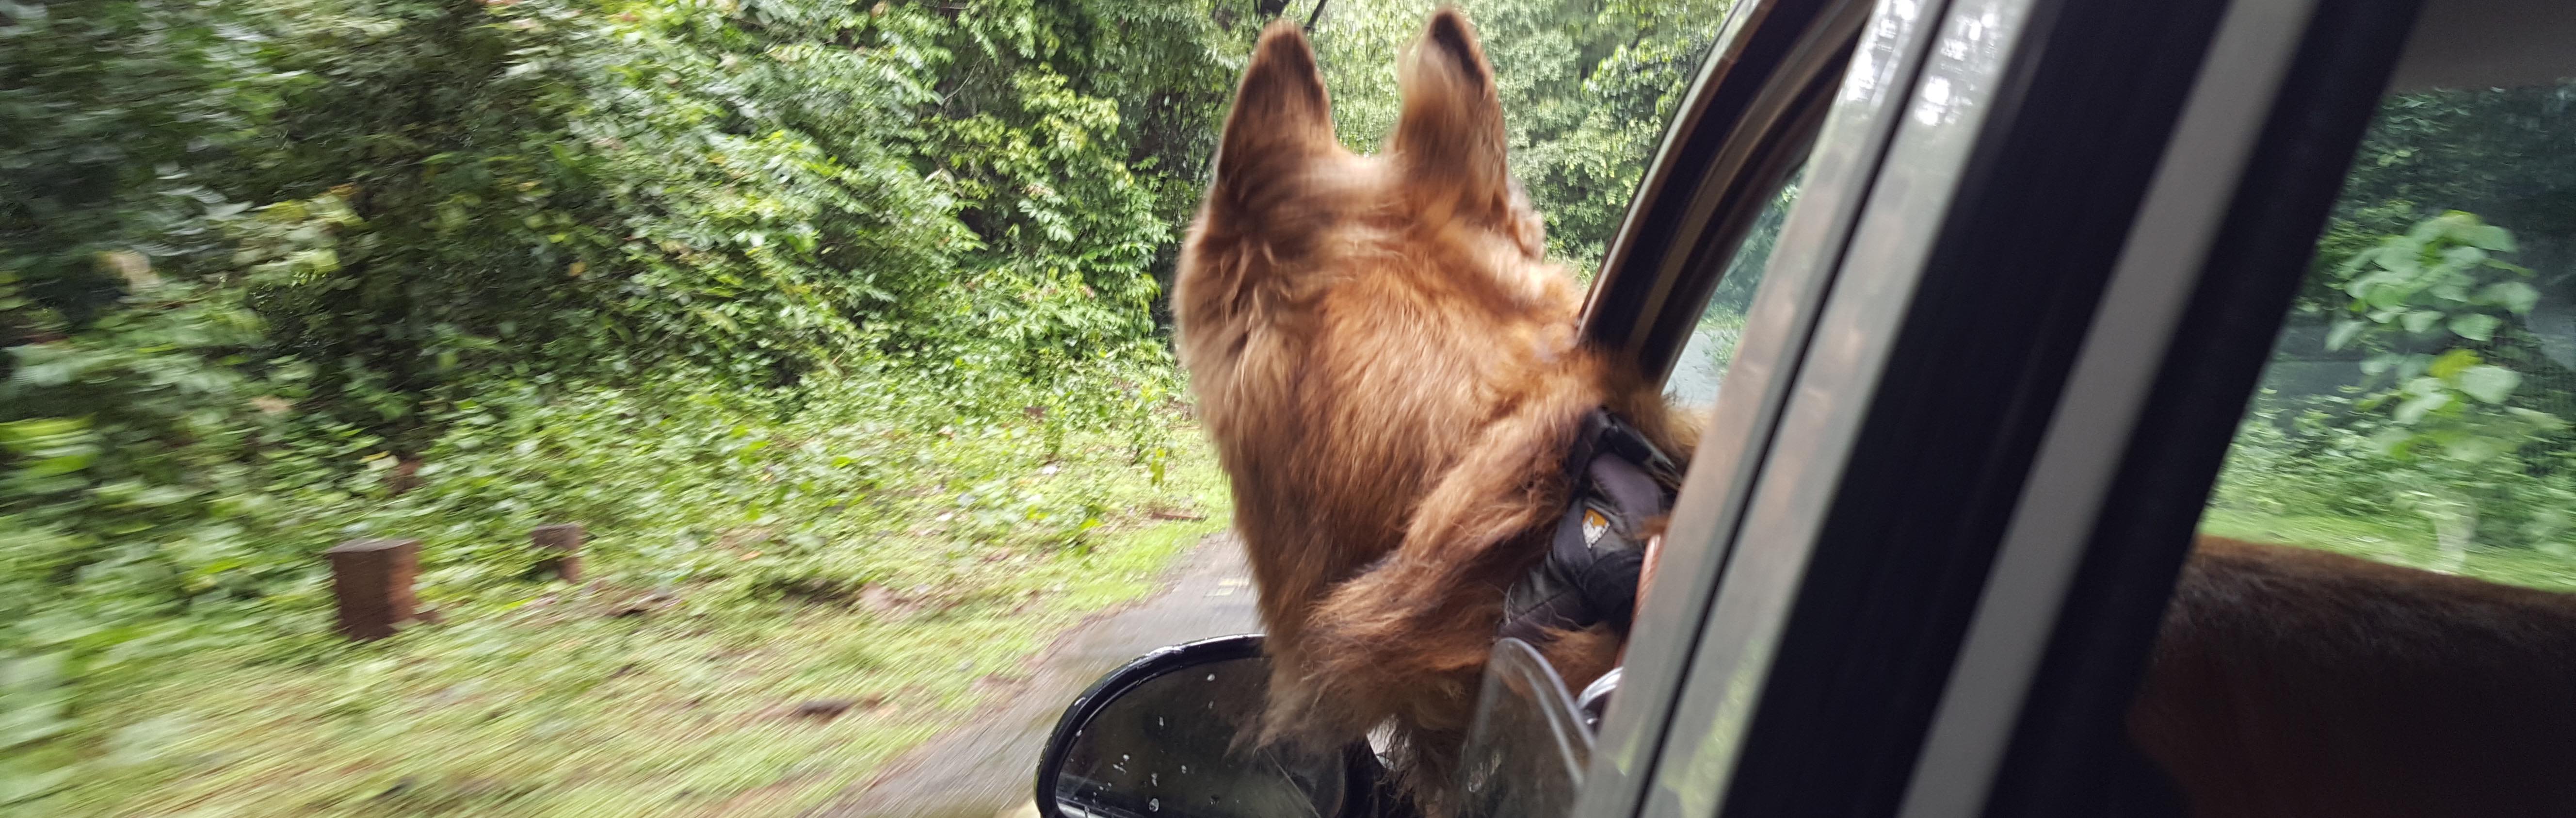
<box><xmin>803</xmin><ymin>533</ymin><xmax>1260</xmax><ymax>818</ymax></box>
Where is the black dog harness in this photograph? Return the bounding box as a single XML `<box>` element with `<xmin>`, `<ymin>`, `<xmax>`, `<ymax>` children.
<box><xmin>1497</xmin><ymin>409</ymin><xmax>1681</xmax><ymax>645</ymax></box>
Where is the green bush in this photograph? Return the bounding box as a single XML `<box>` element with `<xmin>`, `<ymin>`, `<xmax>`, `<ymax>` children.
<box><xmin>2213</xmin><ymin>210</ymin><xmax>2576</xmax><ymax>557</ymax></box>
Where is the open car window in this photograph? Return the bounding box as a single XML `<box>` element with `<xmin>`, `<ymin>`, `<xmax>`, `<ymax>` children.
<box><xmin>1663</xmin><ymin>168</ymin><xmax>1802</xmax><ymax>409</ymax></box>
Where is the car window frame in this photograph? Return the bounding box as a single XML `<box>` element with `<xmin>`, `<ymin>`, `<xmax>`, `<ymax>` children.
<box><xmin>1574</xmin><ymin>0</ymin><xmax>2455</xmax><ymax>815</ymax></box>
<box><xmin>1957</xmin><ymin>0</ymin><xmax>2445</xmax><ymax>813</ymax></box>
<box><xmin>1617</xmin><ymin>0</ymin><xmax>2238</xmax><ymax>807</ymax></box>
<box><xmin>1565</xmin><ymin>0</ymin><xmax>1889</xmax><ymax>813</ymax></box>
<box><xmin>1578</xmin><ymin>0</ymin><xmax>1872</xmax><ymax>381</ymax></box>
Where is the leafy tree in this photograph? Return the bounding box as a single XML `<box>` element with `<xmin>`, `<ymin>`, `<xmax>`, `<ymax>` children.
<box><xmin>1303</xmin><ymin>0</ymin><xmax>1730</xmax><ymax>269</ymax></box>
<box><xmin>2319</xmin><ymin>212</ymin><xmax>2572</xmax><ymax>564</ymax></box>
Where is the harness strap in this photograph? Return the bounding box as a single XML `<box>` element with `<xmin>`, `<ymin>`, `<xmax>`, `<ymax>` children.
<box><xmin>1498</xmin><ymin>409</ymin><xmax>1678</xmax><ymax>645</ymax></box>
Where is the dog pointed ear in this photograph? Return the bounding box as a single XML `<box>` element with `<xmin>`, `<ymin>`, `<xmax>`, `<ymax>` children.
<box><xmin>1392</xmin><ymin>8</ymin><xmax>1511</xmax><ymax>215</ymax></box>
<box><xmin>1211</xmin><ymin>21</ymin><xmax>1336</xmax><ymax>215</ymax></box>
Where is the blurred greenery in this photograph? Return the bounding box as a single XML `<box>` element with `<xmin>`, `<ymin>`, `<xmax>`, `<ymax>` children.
<box><xmin>1306</xmin><ymin>0</ymin><xmax>1727</xmax><ymax>270</ymax></box>
<box><xmin>15</xmin><ymin>0</ymin><xmax>2553</xmax><ymax>806</ymax></box>
<box><xmin>2</xmin><ymin>0</ymin><xmax>1254</xmax><ymax>805</ymax></box>
<box><xmin>0</xmin><ymin>0</ymin><xmax>1737</xmax><ymax>812</ymax></box>
<box><xmin>2206</xmin><ymin>81</ymin><xmax>2576</xmax><ymax>588</ymax></box>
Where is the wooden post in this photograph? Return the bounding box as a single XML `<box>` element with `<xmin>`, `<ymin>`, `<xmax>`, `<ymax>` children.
<box><xmin>531</xmin><ymin>523</ymin><xmax>585</xmax><ymax>582</ymax></box>
<box><xmin>325</xmin><ymin>539</ymin><xmax>420</xmax><ymax>640</ymax></box>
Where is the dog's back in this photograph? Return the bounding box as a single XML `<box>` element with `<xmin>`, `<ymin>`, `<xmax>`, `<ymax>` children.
<box><xmin>2138</xmin><ymin>536</ymin><xmax>2576</xmax><ymax>817</ymax></box>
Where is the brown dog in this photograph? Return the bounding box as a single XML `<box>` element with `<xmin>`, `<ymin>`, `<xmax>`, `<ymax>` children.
<box><xmin>1173</xmin><ymin>9</ymin><xmax>1692</xmax><ymax>804</ymax></box>
<box><xmin>1177</xmin><ymin>8</ymin><xmax>2576</xmax><ymax>817</ymax></box>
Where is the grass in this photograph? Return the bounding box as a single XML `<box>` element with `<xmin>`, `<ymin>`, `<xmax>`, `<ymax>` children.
<box><xmin>2201</xmin><ymin>507</ymin><xmax>2576</xmax><ymax>593</ymax></box>
<box><xmin>36</xmin><ymin>516</ymin><xmax>1225</xmax><ymax>818</ymax></box>
<box><xmin>10</xmin><ymin>378</ymin><xmax>1234</xmax><ymax>818</ymax></box>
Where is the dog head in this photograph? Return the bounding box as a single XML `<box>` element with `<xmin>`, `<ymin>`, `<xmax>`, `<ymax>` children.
<box><xmin>1175</xmin><ymin>9</ymin><xmax>1575</xmax><ymax>387</ymax></box>
<box><xmin>1174</xmin><ymin>0</ymin><xmax>1601</xmax><ymax>706</ymax></box>
<box><xmin>1174</xmin><ymin>9</ymin><xmax>1586</xmax><ymax>618</ymax></box>
<box><xmin>1171</xmin><ymin>14</ymin><xmax>1660</xmax><ymax>804</ymax></box>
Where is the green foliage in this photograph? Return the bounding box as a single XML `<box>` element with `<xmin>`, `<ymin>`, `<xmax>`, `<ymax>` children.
<box><xmin>2336</xmin><ymin>83</ymin><xmax>2576</xmax><ymax>246</ymax></box>
<box><xmin>1490</xmin><ymin>0</ymin><xmax>1730</xmax><ymax>268</ymax></box>
<box><xmin>2216</xmin><ymin>211</ymin><xmax>2576</xmax><ymax>561</ymax></box>
<box><xmin>6</xmin><ymin>0</ymin><xmax>1254</xmax><ymax>399</ymax></box>
<box><xmin>2</xmin><ymin>0</ymin><xmax>1733</xmax><ymax>805</ymax></box>
<box><xmin>2327</xmin><ymin>211</ymin><xmax>2533</xmax><ymax>352</ymax></box>
<box><xmin>1304</xmin><ymin>0</ymin><xmax>1730</xmax><ymax>269</ymax></box>
<box><xmin>2210</xmin><ymin>76</ymin><xmax>2576</xmax><ymax>576</ymax></box>
<box><xmin>0</xmin><ymin>357</ymin><xmax>1212</xmax><ymax>809</ymax></box>
<box><xmin>2327</xmin><ymin>213</ymin><xmax>2559</xmax><ymax>460</ymax></box>
<box><xmin>0</xmin><ymin>0</ymin><xmax>1272</xmax><ymax>805</ymax></box>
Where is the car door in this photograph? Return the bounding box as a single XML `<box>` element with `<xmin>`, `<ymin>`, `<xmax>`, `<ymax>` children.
<box><xmin>1575</xmin><ymin>0</ymin><xmax>2576</xmax><ymax>816</ymax></box>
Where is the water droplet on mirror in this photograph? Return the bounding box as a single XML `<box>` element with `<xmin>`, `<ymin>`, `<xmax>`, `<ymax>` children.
<box><xmin>1205</xmin><ymin>673</ymin><xmax>1215</xmax><ymax>681</ymax></box>
<box><xmin>1148</xmin><ymin>798</ymin><xmax>1160</xmax><ymax>812</ymax></box>
<box><xmin>1157</xmin><ymin>716</ymin><xmax>1165</xmax><ymax>727</ymax></box>
<box><xmin>1150</xmin><ymin>773</ymin><xmax>1158</xmax><ymax>785</ymax></box>
<box><xmin>1179</xmin><ymin>765</ymin><xmax>1189</xmax><ymax>774</ymax></box>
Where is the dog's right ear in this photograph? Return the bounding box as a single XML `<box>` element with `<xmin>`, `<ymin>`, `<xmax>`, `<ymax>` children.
<box><xmin>1210</xmin><ymin>21</ymin><xmax>1336</xmax><ymax>216</ymax></box>
<box><xmin>1390</xmin><ymin>9</ymin><xmax>1510</xmax><ymax>221</ymax></box>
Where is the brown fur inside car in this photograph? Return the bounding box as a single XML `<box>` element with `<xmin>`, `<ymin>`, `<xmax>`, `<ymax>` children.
<box><xmin>1176</xmin><ymin>8</ymin><xmax>2576</xmax><ymax>817</ymax></box>
<box><xmin>2133</xmin><ymin>536</ymin><xmax>2576</xmax><ymax>817</ymax></box>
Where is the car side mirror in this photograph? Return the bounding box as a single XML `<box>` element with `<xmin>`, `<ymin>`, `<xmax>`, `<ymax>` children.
<box><xmin>1034</xmin><ymin>634</ymin><xmax>1397</xmax><ymax>818</ymax></box>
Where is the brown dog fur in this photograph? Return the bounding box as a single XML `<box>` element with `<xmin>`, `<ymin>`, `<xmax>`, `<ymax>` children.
<box><xmin>1179</xmin><ymin>9</ymin><xmax>2576</xmax><ymax>816</ymax></box>
<box><xmin>1172</xmin><ymin>10</ymin><xmax>1693</xmax><ymax>804</ymax></box>
<box><xmin>2137</xmin><ymin>536</ymin><xmax>2576</xmax><ymax>817</ymax></box>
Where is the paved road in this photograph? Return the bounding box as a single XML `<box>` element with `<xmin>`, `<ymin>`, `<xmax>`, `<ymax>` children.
<box><xmin>804</xmin><ymin>533</ymin><xmax>1260</xmax><ymax>818</ymax></box>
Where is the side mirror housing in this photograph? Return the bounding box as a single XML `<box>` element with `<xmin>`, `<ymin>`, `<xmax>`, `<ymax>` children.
<box><xmin>1035</xmin><ymin>635</ymin><xmax>1608</xmax><ymax>818</ymax></box>
<box><xmin>1034</xmin><ymin>634</ymin><xmax>1392</xmax><ymax>818</ymax></box>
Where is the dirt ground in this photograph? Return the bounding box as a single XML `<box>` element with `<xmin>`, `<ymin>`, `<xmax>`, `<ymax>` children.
<box><xmin>802</xmin><ymin>533</ymin><xmax>1261</xmax><ymax>818</ymax></box>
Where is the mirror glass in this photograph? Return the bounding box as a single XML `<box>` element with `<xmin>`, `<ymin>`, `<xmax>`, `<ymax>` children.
<box><xmin>1046</xmin><ymin>647</ymin><xmax>1349</xmax><ymax>818</ymax></box>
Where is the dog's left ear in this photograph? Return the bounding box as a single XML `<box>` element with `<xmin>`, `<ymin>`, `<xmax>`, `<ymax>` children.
<box><xmin>1210</xmin><ymin>21</ymin><xmax>1337</xmax><ymax>222</ymax></box>
<box><xmin>1392</xmin><ymin>8</ymin><xmax>1513</xmax><ymax>223</ymax></box>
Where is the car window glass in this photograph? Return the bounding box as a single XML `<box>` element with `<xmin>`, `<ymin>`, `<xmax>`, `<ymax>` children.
<box><xmin>2204</xmin><ymin>77</ymin><xmax>2576</xmax><ymax>589</ymax></box>
<box><xmin>1665</xmin><ymin>169</ymin><xmax>1806</xmax><ymax>409</ymax></box>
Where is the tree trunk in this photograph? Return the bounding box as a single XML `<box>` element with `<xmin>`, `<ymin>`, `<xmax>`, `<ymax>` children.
<box><xmin>2423</xmin><ymin>489</ymin><xmax>2478</xmax><ymax>573</ymax></box>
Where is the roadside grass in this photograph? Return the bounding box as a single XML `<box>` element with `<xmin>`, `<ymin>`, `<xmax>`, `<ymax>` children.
<box><xmin>48</xmin><ymin>516</ymin><xmax>1221</xmax><ymax>818</ymax></box>
<box><xmin>12</xmin><ymin>374</ymin><xmax>1230</xmax><ymax>818</ymax></box>
<box><xmin>2201</xmin><ymin>507</ymin><xmax>2576</xmax><ymax>592</ymax></box>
